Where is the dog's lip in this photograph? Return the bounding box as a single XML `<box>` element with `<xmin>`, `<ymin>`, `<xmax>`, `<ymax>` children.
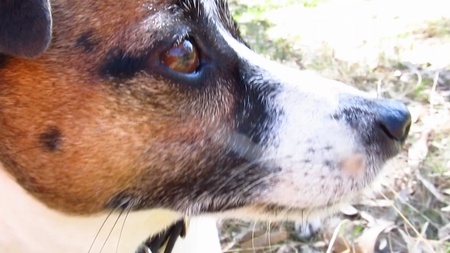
<box><xmin>244</xmin><ymin>201</ymin><xmax>346</xmax><ymax>217</ymax></box>
<box><xmin>214</xmin><ymin>202</ymin><xmax>348</xmax><ymax>222</ymax></box>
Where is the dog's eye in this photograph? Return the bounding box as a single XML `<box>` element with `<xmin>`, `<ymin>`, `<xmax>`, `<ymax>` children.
<box><xmin>161</xmin><ymin>39</ymin><xmax>199</xmax><ymax>74</ymax></box>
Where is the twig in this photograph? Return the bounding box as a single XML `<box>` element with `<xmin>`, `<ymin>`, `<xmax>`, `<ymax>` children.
<box><xmin>429</xmin><ymin>71</ymin><xmax>440</xmax><ymax>110</ymax></box>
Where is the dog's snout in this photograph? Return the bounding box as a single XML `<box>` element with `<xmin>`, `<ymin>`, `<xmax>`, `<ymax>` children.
<box><xmin>376</xmin><ymin>99</ymin><xmax>411</xmax><ymax>143</ymax></box>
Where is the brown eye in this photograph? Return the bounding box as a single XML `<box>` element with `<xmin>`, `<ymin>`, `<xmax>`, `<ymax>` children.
<box><xmin>161</xmin><ymin>39</ymin><xmax>199</xmax><ymax>73</ymax></box>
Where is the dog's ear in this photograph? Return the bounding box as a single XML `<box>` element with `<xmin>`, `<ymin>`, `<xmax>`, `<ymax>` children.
<box><xmin>0</xmin><ymin>0</ymin><xmax>52</xmax><ymax>58</ymax></box>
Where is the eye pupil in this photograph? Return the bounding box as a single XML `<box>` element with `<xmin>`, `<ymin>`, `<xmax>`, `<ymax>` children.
<box><xmin>161</xmin><ymin>39</ymin><xmax>199</xmax><ymax>74</ymax></box>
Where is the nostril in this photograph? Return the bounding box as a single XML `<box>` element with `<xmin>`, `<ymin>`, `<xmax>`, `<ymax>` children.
<box><xmin>376</xmin><ymin>100</ymin><xmax>412</xmax><ymax>143</ymax></box>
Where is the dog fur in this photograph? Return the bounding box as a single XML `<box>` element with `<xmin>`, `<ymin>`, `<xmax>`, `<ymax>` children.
<box><xmin>0</xmin><ymin>0</ymin><xmax>411</xmax><ymax>252</ymax></box>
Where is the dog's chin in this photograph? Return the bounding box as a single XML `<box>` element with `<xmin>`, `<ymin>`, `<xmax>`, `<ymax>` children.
<box><xmin>212</xmin><ymin>202</ymin><xmax>346</xmax><ymax>222</ymax></box>
<box><xmin>210</xmin><ymin>168</ymin><xmax>389</xmax><ymax>222</ymax></box>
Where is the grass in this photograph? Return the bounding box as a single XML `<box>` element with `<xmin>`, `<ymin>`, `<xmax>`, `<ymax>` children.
<box><xmin>220</xmin><ymin>0</ymin><xmax>450</xmax><ymax>252</ymax></box>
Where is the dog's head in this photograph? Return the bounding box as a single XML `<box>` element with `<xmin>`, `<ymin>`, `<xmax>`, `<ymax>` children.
<box><xmin>0</xmin><ymin>0</ymin><xmax>410</xmax><ymax>219</ymax></box>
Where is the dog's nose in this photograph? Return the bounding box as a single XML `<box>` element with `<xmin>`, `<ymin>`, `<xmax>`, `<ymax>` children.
<box><xmin>376</xmin><ymin>99</ymin><xmax>411</xmax><ymax>143</ymax></box>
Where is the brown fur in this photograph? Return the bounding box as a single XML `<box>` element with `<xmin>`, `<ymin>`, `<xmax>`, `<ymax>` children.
<box><xmin>0</xmin><ymin>0</ymin><xmax>243</xmax><ymax>214</ymax></box>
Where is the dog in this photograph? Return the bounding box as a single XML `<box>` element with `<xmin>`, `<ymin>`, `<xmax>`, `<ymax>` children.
<box><xmin>0</xmin><ymin>0</ymin><xmax>411</xmax><ymax>252</ymax></box>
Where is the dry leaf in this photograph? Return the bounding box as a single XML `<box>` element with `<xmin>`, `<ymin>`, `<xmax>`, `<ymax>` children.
<box><xmin>356</xmin><ymin>222</ymin><xmax>395</xmax><ymax>253</ymax></box>
<box><xmin>377</xmin><ymin>238</ymin><xmax>387</xmax><ymax>251</ymax></box>
<box><xmin>240</xmin><ymin>229</ymin><xmax>289</xmax><ymax>250</ymax></box>
<box><xmin>358</xmin><ymin>199</ymin><xmax>393</xmax><ymax>207</ymax></box>
<box><xmin>340</xmin><ymin>204</ymin><xmax>359</xmax><ymax>216</ymax></box>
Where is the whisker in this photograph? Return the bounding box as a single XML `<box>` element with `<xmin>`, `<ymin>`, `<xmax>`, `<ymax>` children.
<box><xmin>99</xmin><ymin>209</ymin><xmax>124</xmax><ymax>253</ymax></box>
<box><xmin>239</xmin><ymin>172</ymin><xmax>281</xmax><ymax>197</ymax></box>
<box><xmin>88</xmin><ymin>209</ymin><xmax>114</xmax><ymax>253</ymax></box>
<box><xmin>0</xmin><ymin>146</ymin><xmax>43</xmax><ymax>156</ymax></box>
<box><xmin>267</xmin><ymin>221</ymin><xmax>272</xmax><ymax>252</ymax></box>
<box><xmin>251</xmin><ymin>221</ymin><xmax>257</xmax><ymax>253</ymax></box>
<box><xmin>116</xmin><ymin>208</ymin><xmax>131</xmax><ymax>253</ymax></box>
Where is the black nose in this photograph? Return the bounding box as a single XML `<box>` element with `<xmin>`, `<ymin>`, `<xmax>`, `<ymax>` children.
<box><xmin>376</xmin><ymin>99</ymin><xmax>411</xmax><ymax>143</ymax></box>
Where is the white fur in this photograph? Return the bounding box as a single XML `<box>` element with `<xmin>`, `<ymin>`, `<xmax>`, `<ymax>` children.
<box><xmin>215</xmin><ymin>24</ymin><xmax>376</xmax><ymax>217</ymax></box>
<box><xmin>0</xmin><ymin>167</ymin><xmax>221</xmax><ymax>253</ymax></box>
<box><xmin>200</xmin><ymin>0</ymin><xmax>219</xmax><ymax>20</ymax></box>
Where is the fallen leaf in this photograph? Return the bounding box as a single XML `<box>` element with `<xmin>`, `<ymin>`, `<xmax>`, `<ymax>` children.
<box><xmin>356</xmin><ymin>222</ymin><xmax>395</xmax><ymax>253</ymax></box>
<box><xmin>240</xmin><ymin>229</ymin><xmax>289</xmax><ymax>250</ymax></box>
<box><xmin>340</xmin><ymin>204</ymin><xmax>359</xmax><ymax>216</ymax></box>
<box><xmin>358</xmin><ymin>199</ymin><xmax>394</xmax><ymax>207</ymax></box>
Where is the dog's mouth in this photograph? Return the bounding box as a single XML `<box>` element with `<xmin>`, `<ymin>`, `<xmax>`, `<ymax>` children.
<box><xmin>259</xmin><ymin>203</ymin><xmax>343</xmax><ymax>218</ymax></box>
<box><xmin>219</xmin><ymin>201</ymin><xmax>350</xmax><ymax>222</ymax></box>
<box><xmin>220</xmin><ymin>147</ymin><xmax>398</xmax><ymax>220</ymax></box>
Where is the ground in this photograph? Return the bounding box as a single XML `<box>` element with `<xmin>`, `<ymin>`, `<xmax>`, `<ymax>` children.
<box><xmin>219</xmin><ymin>0</ymin><xmax>450</xmax><ymax>252</ymax></box>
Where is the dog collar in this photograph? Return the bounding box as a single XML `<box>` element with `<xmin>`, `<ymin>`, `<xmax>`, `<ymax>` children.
<box><xmin>141</xmin><ymin>219</ymin><xmax>188</xmax><ymax>253</ymax></box>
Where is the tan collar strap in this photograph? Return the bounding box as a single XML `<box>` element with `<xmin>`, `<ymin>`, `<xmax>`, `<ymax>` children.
<box><xmin>139</xmin><ymin>219</ymin><xmax>187</xmax><ymax>253</ymax></box>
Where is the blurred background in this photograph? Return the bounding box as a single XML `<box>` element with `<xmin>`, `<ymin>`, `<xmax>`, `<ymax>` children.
<box><xmin>219</xmin><ymin>0</ymin><xmax>450</xmax><ymax>252</ymax></box>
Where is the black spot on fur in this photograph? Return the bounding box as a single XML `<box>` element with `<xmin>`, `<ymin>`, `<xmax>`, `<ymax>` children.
<box><xmin>39</xmin><ymin>127</ymin><xmax>62</xmax><ymax>152</ymax></box>
<box><xmin>75</xmin><ymin>31</ymin><xmax>97</xmax><ymax>53</ymax></box>
<box><xmin>0</xmin><ymin>53</ymin><xmax>11</xmax><ymax>69</ymax></box>
<box><xmin>100</xmin><ymin>50</ymin><xmax>148</xmax><ymax>79</ymax></box>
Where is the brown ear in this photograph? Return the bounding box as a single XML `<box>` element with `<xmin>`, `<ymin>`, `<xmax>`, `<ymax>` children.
<box><xmin>0</xmin><ymin>0</ymin><xmax>52</xmax><ymax>58</ymax></box>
